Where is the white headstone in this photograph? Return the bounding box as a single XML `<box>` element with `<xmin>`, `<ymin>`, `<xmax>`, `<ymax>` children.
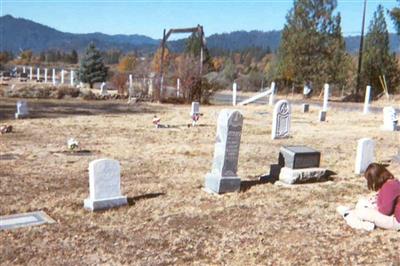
<box><xmin>84</xmin><ymin>159</ymin><xmax>128</xmax><ymax>211</ymax></box>
<box><xmin>52</xmin><ymin>69</ymin><xmax>56</xmax><ymax>85</ymax></box>
<box><xmin>61</xmin><ymin>69</ymin><xmax>64</xmax><ymax>84</ymax></box>
<box><xmin>44</xmin><ymin>68</ymin><xmax>48</xmax><ymax>83</ymax></box>
<box><xmin>355</xmin><ymin>138</ymin><xmax>375</xmax><ymax>174</ymax></box>
<box><xmin>29</xmin><ymin>67</ymin><xmax>33</xmax><ymax>80</ymax></box>
<box><xmin>381</xmin><ymin>107</ymin><xmax>398</xmax><ymax>131</ymax></box>
<box><xmin>100</xmin><ymin>82</ymin><xmax>108</xmax><ymax>96</ymax></box>
<box><xmin>271</xmin><ymin>100</ymin><xmax>291</xmax><ymax>139</ymax></box>
<box><xmin>70</xmin><ymin>70</ymin><xmax>74</xmax><ymax>86</ymax></box>
<box><xmin>269</xmin><ymin>82</ymin><xmax>276</xmax><ymax>106</ymax></box>
<box><xmin>232</xmin><ymin>82</ymin><xmax>237</xmax><ymax>106</ymax></box>
<box><xmin>15</xmin><ymin>100</ymin><xmax>29</xmax><ymax>119</ymax></box>
<box><xmin>36</xmin><ymin>68</ymin><xmax>40</xmax><ymax>81</ymax></box>
<box><xmin>190</xmin><ymin>102</ymin><xmax>200</xmax><ymax>116</ymax></box>
<box><xmin>322</xmin><ymin>83</ymin><xmax>329</xmax><ymax>111</ymax></box>
<box><xmin>205</xmin><ymin>110</ymin><xmax>243</xmax><ymax>194</ymax></box>
<box><xmin>363</xmin><ymin>85</ymin><xmax>371</xmax><ymax>114</ymax></box>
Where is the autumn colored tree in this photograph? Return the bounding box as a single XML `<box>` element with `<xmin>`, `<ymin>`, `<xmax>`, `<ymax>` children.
<box><xmin>118</xmin><ymin>54</ymin><xmax>137</xmax><ymax>73</ymax></box>
<box><xmin>112</xmin><ymin>73</ymin><xmax>128</xmax><ymax>95</ymax></box>
<box><xmin>151</xmin><ymin>47</ymin><xmax>170</xmax><ymax>73</ymax></box>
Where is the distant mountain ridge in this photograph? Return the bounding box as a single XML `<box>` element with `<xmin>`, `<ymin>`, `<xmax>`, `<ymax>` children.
<box><xmin>1</xmin><ymin>15</ymin><xmax>399</xmax><ymax>54</ymax></box>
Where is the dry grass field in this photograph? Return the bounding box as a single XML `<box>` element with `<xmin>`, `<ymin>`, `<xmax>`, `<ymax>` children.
<box><xmin>1</xmin><ymin>96</ymin><xmax>399</xmax><ymax>265</ymax></box>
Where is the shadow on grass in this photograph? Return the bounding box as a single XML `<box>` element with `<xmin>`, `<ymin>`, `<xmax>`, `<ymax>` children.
<box><xmin>240</xmin><ymin>175</ymin><xmax>278</xmax><ymax>193</ymax></box>
<box><xmin>0</xmin><ymin>97</ymin><xmax>164</xmax><ymax>120</ymax></box>
<box><xmin>127</xmin><ymin>192</ymin><xmax>165</xmax><ymax>206</ymax></box>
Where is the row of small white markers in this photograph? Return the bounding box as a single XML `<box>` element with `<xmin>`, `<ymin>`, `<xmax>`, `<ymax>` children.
<box><xmin>15</xmin><ymin>66</ymin><xmax>135</xmax><ymax>89</ymax></box>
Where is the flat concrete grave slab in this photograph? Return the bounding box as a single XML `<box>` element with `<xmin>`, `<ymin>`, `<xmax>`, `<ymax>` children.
<box><xmin>279</xmin><ymin>146</ymin><xmax>321</xmax><ymax>169</ymax></box>
<box><xmin>0</xmin><ymin>211</ymin><xmax>55</xmax><ymax>230</ymax></box>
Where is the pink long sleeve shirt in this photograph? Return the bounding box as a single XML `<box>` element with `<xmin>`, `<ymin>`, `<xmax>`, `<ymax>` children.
<box><xmin>377</xmin><ymin>179</ymin><xmax>400</xmax><ymax>222</ymax></box>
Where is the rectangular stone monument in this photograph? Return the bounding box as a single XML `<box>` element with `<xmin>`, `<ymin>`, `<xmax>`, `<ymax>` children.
<box><xmin>363</xmin><ymin>85</ymin><xmax>371</xmax><ymax>114</ymax></box>
<box><xmin>319</xmin><ymin>110</ymin><xmax>326</xmax><ymax>122</ymax></box>
<box><xmin>322</xmin><ymin>83</ymin><xmax>329</xmax><ymax>111</ymax></box>
<box><xmin>381</xmin><ymin>107</ymin><xmax>398</xmax><ymax>131</ymax></box>
<box><xmin>302</xmin><ymin>104</ymin><xmax>309</xmax><ymax>113</ymax></box>
<box><xmin>84</xmin><ymin>159</ymin><xmax>128</xmax><ymax>211</ymax></box>
<box><xmin>269</xmin><ymin>82</ymin><xmax>276</xmax><ymax>106</ymax></box>
<box><xmin>355</xmin><ymin>138</ymin><xmax>375</xmax><ymax>174</ymax></box>
<box><xmin>232</xmin><ymin>82</ymin><xmax>237</xmax><ymax>106</ymax></box>
<box><xmin>271</xmin><ymin>100</ymin><xmax>291</xmax><ymax>139</ymax></box>
<box><xmin>190</xmin><ymin>102</ymin><xmax>200</xmax><ymax>116</ymax></box>
<box><xmin>205</xmin><ymin>110</ymin><xmax>243</xmax><ymax>194</ymax></box>
<box><xmin>278</xmin><ymin>146</ymin><xmax>320</xmax><ymax>169</ymax></box>
<box><xmin>15</xmin><ymin>100</ymin><xmax>29</xmax><ymax>119</ymax></box>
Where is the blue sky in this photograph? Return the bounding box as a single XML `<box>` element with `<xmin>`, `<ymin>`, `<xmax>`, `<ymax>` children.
<box><xmin>1</xmin><ymin>0</ymin><xmax>398</xmax><ymax>38</ymax></box>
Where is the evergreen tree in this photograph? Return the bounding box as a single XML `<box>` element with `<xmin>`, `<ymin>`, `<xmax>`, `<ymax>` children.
<box><xmin>78</xmin><ymin>43</ymin><xmax>108</xmax><ymax>88</ymax></box>
<box><xmin>276</xmin><ymin>0</ymin><xmax>349</xmax><ymax>91</ymax></box>
<box><xmin>70</xmin><ymin>49</ymin><xmax>79</xmax><ymax>64</ymax></box>
<box><xmin>391</xmin><ymin>0</ymin><xmax>400</xmax><ymax>34</ymax></box>
<box><xmin>185</xmin><ymin>32</ymin><xmax>212</xmax><ymax>72</ymax></box>
<box><xmin>361</xmin><ymin>5</ymin><xmax>400</xmax><ymax>94</ymax></box>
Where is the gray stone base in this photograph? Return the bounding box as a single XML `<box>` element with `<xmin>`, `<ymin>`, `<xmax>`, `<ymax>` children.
<box><xmin>84</xmin><ymin>196</ymin><xmax>128</xmax><ymax>211</ymax></box>
<box><xmin>205</xmin><ymin>174</ymin><xmax>241</xmax><ymax>194</ymax></box>
<box><xmin>279</xmin><ymin>167</ymin><xmax>327</xmax><ymax>184</ymax></box>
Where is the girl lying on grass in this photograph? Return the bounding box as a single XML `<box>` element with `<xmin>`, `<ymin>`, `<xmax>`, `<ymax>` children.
<box><xmin>337</xmin><ymin>163</ymin><xmax>400</xmax><ymax>231</ymax></box>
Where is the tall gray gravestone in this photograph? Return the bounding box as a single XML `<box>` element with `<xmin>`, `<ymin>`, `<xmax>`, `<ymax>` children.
<box><xmin>205</xmin><ymin>110</ymin><xmax>243</xmax><ymax>194</ymax></box>
<box><xmin>84</xmin><ymin>159</ymin><xmax>127</xmax><ymax>211</ymax></box>
<box><xmin>271</xmin><ymin>100</ymin><xmax>291</xmax><ymax>139</ymax></box>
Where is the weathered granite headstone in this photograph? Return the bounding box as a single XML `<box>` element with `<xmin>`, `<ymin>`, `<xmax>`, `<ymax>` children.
<box><xmin>15</xmin><ymin>100</ymin><xmax>29</xmax><ymax>119</ymax></box>
<box><xmin>84</xmin><ymin>159</ymin><xmax>128</xmax><ymax>211</ymax></box>
<box><xmin>381</xmin><ymin>107</ymin><xmax>398</xmax><ymax>131</ymax></box>
<box><xmin>205</xmin><ymin>110</ymin><xmax>243</xmax><ymax>194</ymax></box>
<box><xmin>319</xmin><ymin>110</ymin><xmax>327</xmax><ymax>122</ymax></box>
<box><xmin>100</xmin><ymin>82</ymin><xmax>108</xmax><ymax>96</ymax></box>
<box><xmin>322</xmin><ymin>83</ymin><xmax>329</xmax><ymax>111</ymax></box>
<box><xmin>363</xmin><ymin>85</ymin><xmax>371</xmax><ymax>114</ymax></box>
<box><xmin>355</xmin><ymin>138</ymin><xmax>375</xmax><ymax>174</ymax></box>
<box><xmin>302</xmin><ymin>104</ymin><xmax>309</xmax><ymax>113</ymax></box>
<box><xmin>232</xmin><ymin>82</ymin><xmax>237</xmax><ymax>106</ymax></box>
<box><xmin>269</xmin><ymin>82</ymin><xmax>276</xmax><ymax>106</ymax></box>
<box><xmin>271</xmin><ymin>100</ymin><xmax>291</xmax><ymax>139</ymax></box>
<box><xmin>190</xmin><ymin>102</ymin><xmax>200</xmax><ymax>116</ymax></box>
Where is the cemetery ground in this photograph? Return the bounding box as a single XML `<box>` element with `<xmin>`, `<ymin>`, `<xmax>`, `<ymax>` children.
<box><xmin>1</xmin><ymin>97</ymin><xmax>400</xmax><ymax>265</ymax></box>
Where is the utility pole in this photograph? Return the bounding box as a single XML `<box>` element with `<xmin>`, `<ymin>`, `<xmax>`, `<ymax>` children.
<box><xmin>356</xmin><ymin>0</ymin><xmax>367</xmax><ymax>97</ymax></box>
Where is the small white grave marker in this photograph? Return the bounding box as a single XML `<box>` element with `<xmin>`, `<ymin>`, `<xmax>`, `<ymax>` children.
<box><xmin>355</xmin><ymin>138</ymin><xmax>375</xmax><ymax>174</ymax></box>
<box><xmin>84</xmin><ymin>159</ymin><xmax>128</xmax><ymax>211</ymax></box>
<box><xmin>381</xmin><ymin>107</ymin><xmax>398</xmax><ymax>131</ymax></box>
<box><xmin>363</xmin><ymin>85</ymin><xmax>371</xmax><ymax>114</ymax></box>
<box><xmin>271</xmin><ymin>100</ymin><xmax>291</xmax><ymax>139</ymax></box>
